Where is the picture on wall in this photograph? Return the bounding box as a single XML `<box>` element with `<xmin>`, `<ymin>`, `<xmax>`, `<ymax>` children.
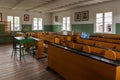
<box><xmin>24</xmin><ymin>14</ymin><xmax>29</xmax><ymax>21</ymax></box>
<box><xmin>55</xmin><ymin>16</ymin><xmax>58</xmax><ymax>22</ymax></box>
<box><xmin>0</xmin><ymin>13</ymin><xmax>2</xmax><ymax>22</ymax></box>
<box><xmin>81</xmin><ymin>10</ymin><xmax>89</xmax><ymax>21</ymax></box>
<box><xmin>74</xmin><ymin>12</ymin><xmax>81</xmax><ymax>21</ymax></box>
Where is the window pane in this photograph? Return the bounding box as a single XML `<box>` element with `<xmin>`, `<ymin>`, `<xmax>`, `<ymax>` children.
<box><xmin>38</xmin><ymin>18</ymin><xmax>42</xmax><ymax>30</ymax></box>
<box><xmin>96</xmin><ymin>18</ymin><xmax>103</xmax><ymax>23</ymax></box>
<box><xmin>33</xmin><ymin>26</ymin><xmax>37</xmax><ymax>30</ymax></box>
<box><xmin>7</xmin><ymin>16</ymin><xmax>13</xmax><ymax>31</ymax></box>
<box><xmin>33</xmin><ymin>18</ymin><xmax>37</xmax><ymax>30</ymax></box>
<box><xmin>96</xmin><ymin>23</ymin><xmax>103</xmax><ymax>32</ymax></box>
<box><xmin>104</xmin><ymin>23</ymin><xmax>112</xmax><ymax>32</ymax></box>
<box><xmin>105</xmin><ymin>12</ymin><xmax>112</xmax><ymax>17</ymax></box>
<box><xmin>104</xmin><ymin>17</ymin><xmax>112</xmax><ymax>23</ymax></box>
<box><xmin>62</xmin><ymin>23</ymin><xmax>66</xmax><ymax>30</ymax></box>
<box><xmin>96</xmin><ymin>13</ymin><xmax>103</xmax><ymax>18</ymax></box>
<box><xmin>33</xmin><ymin>18</ymin><xmax>43</xmax><ymax>30</ymax></box>
<box><xmin>14</xmin><ymin>16</ymin><xmax>20</xmax><ymax>31</ymax></box>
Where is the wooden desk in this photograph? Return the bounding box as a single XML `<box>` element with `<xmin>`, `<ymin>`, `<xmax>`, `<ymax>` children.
<box><xmin>48</xmin><ymin>43</ymin><xmax>120</xmax><ymax>80</ymax></box>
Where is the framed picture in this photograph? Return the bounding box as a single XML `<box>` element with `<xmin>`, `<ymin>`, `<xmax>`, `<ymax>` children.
<box><xmin>24</xmin><ymin>14</ymin><xmax>29</xmax><ymax>21</ymax></box>
<box><xmin>0</xmin><ymin>13</ymin><xmax>2</xmax><ymax>22</ymax></box>
<box><xmin>55</xmin><ymin>16</ymin><xmax>58</xmax><ymax>22</ymax></box>
<box><xmin>74</xmin><ymin>12</ymin><xmax>81</xmax><ymax>21</ymax></box>
<box><xmin>81</xmin><ymin>10</ymin><xmax>89</xmax><ymax>21</ymax></box>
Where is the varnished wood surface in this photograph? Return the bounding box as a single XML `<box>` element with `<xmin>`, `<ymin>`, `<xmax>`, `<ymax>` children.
<box><xmin>0</xmin><ymin>44</ymin><xmax>63</xmax><ymax>80</ymax></box>
<box><xmin>48</xmin><ymin>44</ymin><xmax>120</xmax><ymax>80</ymax></box>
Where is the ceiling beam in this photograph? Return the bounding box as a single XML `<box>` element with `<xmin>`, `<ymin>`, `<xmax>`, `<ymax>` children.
<box><xmin>11</xmin><ymin>0</ymin><xmax>24</xmax><ymax>10</ymax></box>
<box><xmin>45</xmin><ymin>0</ymin><xmax>112</xmax><ymax>13</ymax></box>
<box><xmin>26</xmin><ymin>0</ymin><xmax>56</xmax><ymax>11</ymax></box>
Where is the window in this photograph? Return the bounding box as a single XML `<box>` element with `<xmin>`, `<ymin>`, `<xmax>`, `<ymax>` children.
<box><xmin>62</xmin><ymin>17</ymin><xmax>71</xmax><ymax>31</ymax></box>
<box><xmin>33</xmin><ymin>18</ymin><xmax>42</xmax><ymax>30</ymax></box>
<box><xmin>7</xmin><ymin>16</ymin><xmax>20</xmax><ymax>31</ymax></box>
<box><xmin>95</xmin><ymin>12</ymin><xmax>112</xmax><ymax>33</ymax></box>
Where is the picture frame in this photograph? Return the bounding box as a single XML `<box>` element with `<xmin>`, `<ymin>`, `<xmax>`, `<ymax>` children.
<box><xmin>81</xmin><ymin>10</ymin><xmax>89</xmax><ymax>21</ymax></box>
<box><xmin>0</xmin><ymin>13</ymin><xmax>2</xmax><ymax>22</ymax></box>
<box><xmin>55</xmin><ymin>16</ymin><xmax>58</xmax><ymax>22</ymax></box>
<box><xmin>74</xmin><ymin>12</ymin><xmax>81</xmax><ymax>21</ymax></box>
<box><xmin>24</xmin><ymin>14</ymin><xmax>29</xmax><ymax>21</ymax></box>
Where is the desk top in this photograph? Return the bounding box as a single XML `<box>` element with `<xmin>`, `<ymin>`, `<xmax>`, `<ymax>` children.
<box><xmin>15</xmin><ymin>37</ymin><xmax>40</xmax><ymax>41</ymax></box>
<box><xmin>50</xmin><ymin>43</ymin><xmax>120</xmax><ymax>66</ymax></box>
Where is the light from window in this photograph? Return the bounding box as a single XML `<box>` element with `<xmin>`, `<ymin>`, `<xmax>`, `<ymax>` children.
<box><xmin>95</xmin><ymin>12</ymin><xmax>112</xmax><ymax>33</ymax></box>
<box><xmin>62</xmin><ymin>17</ymin><xmax>71</xmax><ymax>31</ymax></box>
<box><xmin>104</xmin><ymin>12</ymin><xmax>112</xmax><ymax>33</ymax></box>
<box><xmin>33</xmin><ymin>18</ymin><xmax>42</xmax><ymax>30</ymax></box>
<box><xmin>7</xmin><ymin>16</ymin><xmax>20</xmax><ymax>31</ymax></box>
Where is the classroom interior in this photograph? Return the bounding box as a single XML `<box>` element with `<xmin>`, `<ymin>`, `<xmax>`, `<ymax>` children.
<box><xmin>0</xmin><ymin>0</ymin><xmax>120</xmax><ymax>80</ymax></box>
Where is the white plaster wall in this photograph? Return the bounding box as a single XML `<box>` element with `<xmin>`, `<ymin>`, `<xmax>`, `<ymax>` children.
<box><xmin>0</xmin><ymin>9</ymin><xmax>52</xmax><ymax>26</ymax></box>
<box><xmin>52</xmin><ymin>0</ymin><xmax>120</xmax><ymax>34</ymax></box>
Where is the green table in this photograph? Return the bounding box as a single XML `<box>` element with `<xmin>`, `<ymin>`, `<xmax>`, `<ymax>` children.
<box><xmin>14</xmin><ymin>37</ymin><xmax>35</xmax><ymax>61</ymax></box>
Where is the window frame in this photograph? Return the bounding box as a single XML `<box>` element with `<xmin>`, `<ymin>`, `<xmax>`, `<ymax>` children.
<box><xmin>95</xmin><ymin>11</ymin><xmax>113</xmax><ymax>34</ymax></box>
<box><xmin>32</xmin><ymin>18</ymin><xmax>43</xmax><ymax>30</ymax></box>
<box><xmin>7</xmin><ymin>16</ymin><xmax>20</xmax><ymax>31</ymax></box>
<box><xmin>62</xmin><ymin>16</ymin><xmax>71</xmax><ymax>31</ymax></box>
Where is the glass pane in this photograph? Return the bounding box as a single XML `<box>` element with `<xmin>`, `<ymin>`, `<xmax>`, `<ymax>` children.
<box><xmin>104</xmin><ymin>17</ymin><xmax>112</xmax><ymax>23</ymax></box>
<box><xmin>34</xmin><ymin>23</ymin><xmax>37</xmax><ymax>26</ymax></box>
<box><xmin>67</xmin><ymin>18</ymin><xmax>70</xmax><ymax>23</ymax></box>
<box><xmin>14</xmin><ymin>26</ymin><xmax>20</xmax><ymax>31</ymax></box>
<box><xmin>38</xmin><ymin>26</ymin><xmax>42</xmax><ymax>30</ymax></box>
<box><xmin>38</xmin><ymin>18</ymin><xmax>42</xmax><ymax>30</ymax></box>
<box><xmin>14</xmin><ymin>16</ymin><xmax>20</xmax><ymax>31</ymax></box>
<box><xmin>104</xmin><ymin>23</ymin><xmax>112</xmax><ymax>32</ymax></box>
<box><xmin>33</xmin><ymin>18</ymin><xmax>37</xmax><ymax>30</ymax></box>
<box><xmin>33</xmin><ymin>26</ymin><xmax>37</xmax><ymax>30</ymax></box>
<box><xmin>7</xmin><ymin>16</ymin><xmax>13</xmax><ymax>31</ymax></box>
<box><xmin>96</xmin><ymin>23</ymin><xmax>103</xmax><ymax>32</ymax></box>
<box><xmin>14</xmin><ymin>17</ymin><xmax>20</xmax><ymax>25</ymax></box>
<box><xmin>67</xmin><ymin>24</ymin><xmax>70</xmax><ymax>31</ymax></box>
<box><xmin>96</xmin><ymin>18</ymin><xmax>103</xmax><ymax>23</ymax></box>
<box><xmin>62</xmin><ymin>24</ymin><xmax>66</xmax><ymax>30</ymax></box>
<box><xmin>105</xmin><ymin>12</ymin><xmax>112</xmax><ymax>17</ymax></box>
<box><xmin>96</xmin><ymin>13</ymin><xmax>103</xmax><ymax>18</ymax></box>
<box><xmin>33</xmin><ymin>18</ymin><xmax>37</xmax><ymax>21</ymax></box>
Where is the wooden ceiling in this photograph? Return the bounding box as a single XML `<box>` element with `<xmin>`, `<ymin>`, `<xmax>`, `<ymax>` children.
<box><xmin>0</xmin><ymin>0</ymin><xmax>114</xmax><ymax>13</ymax></box>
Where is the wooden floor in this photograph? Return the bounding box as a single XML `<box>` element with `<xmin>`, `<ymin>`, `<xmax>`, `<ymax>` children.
<box><xmin>0</xmin><ymin>44</ymin><xmax>63</xmax><ymax>80</ymax></box>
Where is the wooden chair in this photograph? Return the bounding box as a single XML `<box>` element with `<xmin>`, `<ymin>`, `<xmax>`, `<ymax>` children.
<box><xmin>95</xmin><ymin>42</ymin><xmax>115</xmax><ymax>49</ymax></box>
<box><xmin>74</xmin><ymin>43</ymin><xmax>83</xmax><ymax>50</ymax></box>
<box><xmin>115</xmin><ymin>45</ymin><xmax>120</xmax><ymax>51</ymax></box>
<box><xmin>104</xmin><ymin>50</ymin><xmax>116</xmax><ymax>60</ymax></box>
<box><xmin>91</xmin><ymin>46</ymin><xmax>105</xmax><ymax>55</ymax></box>
<box><xmin>83</xmin><ymin>39</ymin><xmax>95</xmax><ymax>45</ymax></box>
<box><xmin>68</xmin><ymin>42</ymin><xmax>75</xmax><ymax>48</ymax></box>
<box><xmin>54</xmin><ymin>37</ymin><xmax>60</xmax><ymax>44</ymax></box>
<box><xmin>82</xmin><ymin>45</ymin><xmax>91</xmax><ymax>53</ymax></box>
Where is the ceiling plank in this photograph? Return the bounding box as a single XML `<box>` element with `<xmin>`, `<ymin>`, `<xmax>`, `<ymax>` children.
<box><xmin>27</xmin><ymin>0</ymin><xmax>56</xmax><ymax>11</ymax></box>
<box><xmin>11</xmin><ymin>0</ymin><xmax>25</xmax><ymax>9</ymax></box>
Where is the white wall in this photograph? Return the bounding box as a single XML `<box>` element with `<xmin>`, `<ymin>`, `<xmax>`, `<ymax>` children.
<box><xmin>0</xmin><ymin>9</ymin><xmax>52</xmax><ymax>26</ymax></box>
<box><xmin>52</xmin><ymin>0</ymin><xmax>120</xmax><ymax>34</ymax></box>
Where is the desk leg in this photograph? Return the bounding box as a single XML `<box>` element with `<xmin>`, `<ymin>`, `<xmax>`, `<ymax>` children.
<box><xmin>19</xmin><ymin>44</ymin><xmax>22</xmax><ymax>61</ymax></box>
<box><xmin>31</xmin><ymin>42</ymin><xmax>34</xmax><ymax>57</ymax></box>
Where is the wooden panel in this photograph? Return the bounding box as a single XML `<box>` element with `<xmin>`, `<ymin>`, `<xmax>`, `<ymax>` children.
<box><xmin>48</xmin><ymin>44</ymin><xmax>120</xmax><ymax>80</ymax></box>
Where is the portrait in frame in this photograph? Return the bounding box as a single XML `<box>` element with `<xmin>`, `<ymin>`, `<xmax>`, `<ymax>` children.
<box><xmin>81</xmin><ymin>10</ymin><xmax>89</xmax><ymax>21</ymax></box>
<box><xmin>0</xmin><ymin>13</ymin><xmax>2</xmax><ymax>22</ymax></box>
<box><xmin>55</xmin><ymin>16</ymin><xmax>58</xmax><ymax>22</ymax></box>
<box><xmin>24</xmin><ymin>14</ymin><xmax>29</xmax><ymax>21</ymax></box>
<box><xmin>74</xmin><ymin>12</ymin><xmax>81</xmax><ymax>21</ymax></box>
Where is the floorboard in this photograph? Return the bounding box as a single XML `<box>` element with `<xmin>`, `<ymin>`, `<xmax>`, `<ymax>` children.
<box><xmin>0</xmin><ymin>44</ymin><xmax>63</xmax><ymax>80</ymax></box>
